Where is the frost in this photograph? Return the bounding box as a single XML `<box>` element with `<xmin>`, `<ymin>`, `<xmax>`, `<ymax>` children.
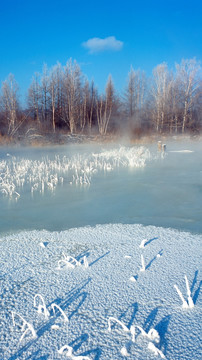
<box><xmin>58</xmin><ymin>345</ymin><xmax>91</xmax><ymax>359</ymax></box>
<box><xmin>51</xmin><ymin>303</ymin><xmax>69</xmax><ymax>322</ymax></box>
<box><xmin>148</xmin><ymin>342</ymin><xmax>166</xmax><ymax>358</ymax></box>
<box><xmin>140</xmin><ymin>254</ymin><xmax>145</xmax><ymax>271</ymax></box>
<box><xmin>0</xmin><ymin>223</ymin><xmax>201</xmax><ymax>359</ymax></box>
<box><xmin>174</xmin><ymin>275</ymin><xmax>195</xmax><ymax>309</ymax></box>
<box><xmin>12</xmin><ymin>311</ymin><xmax>37</xmax><ymax>343</ymax></box>
<box><xmin>0</xmin><ymin>146</ymin><xmax>151</xmax><ymax>199</ymax></box>
<box><xmin>34</xmin><ymin>294</ymin><xmax>50</xmax><ymax>319</ymax></box>
<box><xmin>57</xmin><ymin>253</ymin><xmax>88</xmax><ymax>270</ymax></box>
<box><xmin>139</xmin><ymin>239</ymin><xmax>147</xmax><ymax>248</ymax></box>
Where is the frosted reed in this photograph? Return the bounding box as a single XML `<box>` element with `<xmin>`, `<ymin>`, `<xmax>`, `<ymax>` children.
<box><xmin>51</xmin><ymin>303</ymin><xmax>69</xmax><ymax>322</ymax></box>
<box><xmin>108</xmin><ymin>317</ymin><xmax>160</xmax><ymax>344</ymax></box>
<box><xmin>58</xmin><ymin>255</ymin><xmax>81</xmax><ymax>269</ymax></box>
<box><xmin>174</xmin><ymin>285</ymin><xmax>189</xmax><ymax>308</ymax></box>
<box><xmin>12</xmin><ymin>311</ymin><xmax>37</xmax><ymax>342</ymax></box>
<box><xmin>139</xmin><ymin>239</ymin><xmax>147</xmax><ymax>248</ymax></box>
<box><xmin>174</xmin><ymin>275</ymin><xmax>194</xmax><ymax>309</ymax></box>
<box><xmin>148</xmin><ymin>342</ymin><xmax>166</xmax><ymax>358</ymax></box>
<box><xmin>120</xmin><ymin>346</ymin><xmax>130</xmax><ymax>356</ymax></box>
<box><xmin>140</xmin><ymin>254</ymin><xmax>146</xmax><ymax>271</ymax></box>
<box><xmin>0</xmin><ymin>146</ymin><xmax>152</xmax><ymax>199</ymax></box>
<box><xmin>185</xmin><ymin>275</ymin><xmax>194</xmax><ymax>308</ymax></box>
<box><xmin>34</xmin><ymin>294</ymin><xmax>50</xmax><ymax>319</ymax></box>
<box><xmin>58</xmin><ymin>344</ymin><xmax>91</xmax><ymax>359</ymax></box>
<box><xmin>58</xmin><ymin>254</ymin><xmax>88</xmax><ymax>269</ymax></box>
<box><xmin>108</xmin><ymin>317</ymin><xmax>130</xmax><ymax>333</ymax></box>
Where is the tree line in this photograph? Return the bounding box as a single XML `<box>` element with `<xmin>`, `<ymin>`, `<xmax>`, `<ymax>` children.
<box><xmin>0</xmin><ymin>58</ymin><xmax>201</xmax><ymax>140</ymax></box>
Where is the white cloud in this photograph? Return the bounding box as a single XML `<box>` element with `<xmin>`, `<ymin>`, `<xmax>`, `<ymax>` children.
<box><xmin>82</xmin><ymin>36</ymin><xmax>123</xmax><ymax>54</ymax></box>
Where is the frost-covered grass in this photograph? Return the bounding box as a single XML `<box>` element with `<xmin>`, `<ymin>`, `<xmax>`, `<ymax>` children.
<box><xmin>0</xmin><ymin>223</ymin><xmax>201</xmax><ymax>359</ymax></box>
<box><xmin>0</xmin><ymin>146</ymin><xmax>152</xmax><ymax>200</ymax></box>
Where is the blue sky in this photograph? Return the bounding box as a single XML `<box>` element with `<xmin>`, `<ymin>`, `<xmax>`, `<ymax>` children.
<box><xmin>0</xmin><ymin>0</ymin><xmax>201</xmax><ymax>102</ymax></box>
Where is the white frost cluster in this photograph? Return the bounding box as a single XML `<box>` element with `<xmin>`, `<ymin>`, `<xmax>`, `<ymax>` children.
<box><xmin>0</xmin><ymin>146</ymin><xmax>151</xmax><ymax>199</ymax></box>
<box><xmin>174</xmin><ymin>275</ymin><xmax>194</xmax><ymax>309</ymax></box>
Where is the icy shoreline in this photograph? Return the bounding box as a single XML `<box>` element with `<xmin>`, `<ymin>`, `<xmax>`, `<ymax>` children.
<box><xmin>0</xmin><ymin>223</ymin><xmax>201</xmax><ymax>359</ymax></box>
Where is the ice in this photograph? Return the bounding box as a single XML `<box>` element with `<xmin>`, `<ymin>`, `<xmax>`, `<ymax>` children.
<box><xmin>0</xmin><ymin>140</ymin><xmax>202</xmax><ymax>235</ymax></box>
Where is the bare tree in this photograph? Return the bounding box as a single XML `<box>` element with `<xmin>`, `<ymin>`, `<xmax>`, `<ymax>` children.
<box><xmin>175</xmin><ymin>58</ymin><xmax>201</xmax><ymax>133</ymax></box>
<box><xmin>49</xmin><ymin>66</ymin><xmax>58</xmax><ymax>132</ymax></box>
<box><xmin>167</xmin><ymin>74</ymin><xmax>182</xmax><ymax>133</ymax></box>
<box><xmin>0</xmin><ymin>74</ymin><xmax>19</xmax><ymax>136</ymax></box>
<box><xmin>41</xmin><ymin>64</ymin><xmax>49</xmax><ymax>124</ymax></box>
<box><xmin>126</xmin><ymin>66</ymin><xmax>136</xmax><ymax>119</ymax></box>
<box><xmin>63</xmin><ymin>59</ymin><xmax>82</xmax><ymax>134</ymax></box>
<box><xmin>53</xmin><ymin>62</ymin><xmax>64</xmax><ymax>128</ymax></box>
<box><xmin>80</xmin><ymin>78</ymin><xmax>89</xmax><ymax>132</ymax></box>
<box><xmin>28</xmin><ymin>73</ymin><xmax>41</xmax><ymax>126</ymax></box>
<box><xmin>124</xmin><ymin>67</ymin><xmax>147</xmax><ymax>132</ymax></box>
<box><xmin>151</xmin><ymin>63</ymin><xmax>172</xmax><ymax>132</ymax></box>
<box><xmin>88</xmin><ymin>80</ymin><xmax>97</xmax><ymax>131</ymax></box>
<box><xmin>97</xmin><ymin>75</ymin><xmax>115</xmax><ymax>135</ymax></box>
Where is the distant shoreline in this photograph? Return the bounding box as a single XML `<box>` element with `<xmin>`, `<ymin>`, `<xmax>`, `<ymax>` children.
<box><xmin>0</xmin><ymin>132</ymin><xmax>201</xmax><ymax>148</ymax></box>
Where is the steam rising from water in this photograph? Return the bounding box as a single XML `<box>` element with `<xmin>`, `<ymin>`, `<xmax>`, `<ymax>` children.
<box><xmin>0</xmin><ymin>146</ymin><xmax>152</xmax><ymax>200</ymax></box>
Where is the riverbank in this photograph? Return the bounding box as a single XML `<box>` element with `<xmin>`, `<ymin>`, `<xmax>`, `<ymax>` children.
<box><xmin>0</xmin><ymin>131</ymin><xmax>201</xmax><ymax>148</ymax></box>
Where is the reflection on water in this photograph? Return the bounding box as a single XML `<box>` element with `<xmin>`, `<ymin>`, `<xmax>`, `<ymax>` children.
<box><xmin>0</xmin><ymin>140</ymin><xmax>202</xmax><ymax>235</ymax></box>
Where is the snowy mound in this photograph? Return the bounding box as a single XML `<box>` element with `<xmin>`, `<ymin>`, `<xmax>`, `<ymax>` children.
<box><xmin>0</xmin><ymin>224</ymin><xmax>201</xmax><ymax>359</ymax></box>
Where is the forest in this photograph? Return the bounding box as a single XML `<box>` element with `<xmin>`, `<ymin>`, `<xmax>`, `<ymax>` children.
<box><xmin>0</xmin><ymin>57</ymin><xmax>201</xmax><ymax>143</ymax></box>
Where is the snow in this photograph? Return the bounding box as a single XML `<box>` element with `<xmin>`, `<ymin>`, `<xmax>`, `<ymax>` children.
<box><xmin>0</xmin><ymin>223</ymin><xmax>201</xmax><ymax>359</ymax></box>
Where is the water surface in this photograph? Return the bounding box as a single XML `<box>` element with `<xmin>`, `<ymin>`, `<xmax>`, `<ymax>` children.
<box><xmin>0</xmin><ymin>139</ymin><xmax>201</xmax><ymax>235</ymax></box>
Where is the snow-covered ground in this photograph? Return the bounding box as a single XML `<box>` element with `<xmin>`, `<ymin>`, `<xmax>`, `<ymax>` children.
<box><xmin>0</xmin><ymin>223</ymin><xmax>201</xmax><ymax>359</ymax></box>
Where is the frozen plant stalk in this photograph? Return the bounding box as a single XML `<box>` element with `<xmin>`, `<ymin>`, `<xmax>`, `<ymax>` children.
<box><xmin>34</xmin><ymin>294</ymin><xmax>50</xmax><ymax>319</ymax></box>
<box><xmin>108</xmin><ymin>317</ymin><xmax>140</xmax><ymax>344</ymax></box>
<box><xmin>185</xmin><ymin>275</ymin><xmax>194</xmax><ymax>308</ymax></box>
<box><xmin>108</xmin><ymin>317</ymin><xmax>129</xmax><ymax>333</ymax></box>
<box><xmin>139</xmin><ymin>239</ymin><xmax>147</xmax><ymax>248</ymax></box>
<box><xmin>130</xmin><ymin>325</ymin><xmax>136</xmax><ymax>342</ymax></box>
<box><xmin>58</xmin><ymin>254</ymin><xmax>81</xmax><ymax>269</ymax></box>
<box><xmin>174</xmin><ymin>284</ymin><xmax>189</xmax><ymax>308</ymax></box>
<box><xmin>120</xmin><ymin>346</ymin><xmax>130</xmax><ymax>356</ymax></box>
<box><xmin>147</xmin><ymin>328</ymin><xmax>160</xmax><ymax>344</ymax></box>
<box><xmin>83</xmin><ymin>256</ymin><xmax>89</xmax><ymax>268</ymax></box>
<box><xmin>51</xmin><ymin>303</ymin><xmax>69</xmax><ymax>322</ymax></box>
<box><xmin>140</xmin><ymin>254</ymin><xmax>145</xmax><ymax>271</ymax></box>
<box><xmin>12</xmin><ymin>311</ymin><xmax>37</xmax><ymax>342</ymax></box>
<box><xmin>174</xmin><ymin>275</ymin><xmax>195</xmax><ymax>309</ymax></box>
<box><xmin>148</xmin><ymin>342</ymin><xmax>165</xmax><ymax>359</ymax></box>
<box><xmin>58</xmin><ymin>344</ymin><xmax>91</xmax><ymax>359</ymax></box>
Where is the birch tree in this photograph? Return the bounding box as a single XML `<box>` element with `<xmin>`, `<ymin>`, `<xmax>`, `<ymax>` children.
<box><xmin>124</xmin><ymin>67</ymin><xmax>146</xmax><ymax>131</ymax></box>
<box><xmin>86</xmin><ymin>80</ymin><xmax>96</xmax><ymax>132</ymax></box>
<box><xmin>152</xmin><ymin>63</ymin><xmax>172</xmax><ymax>132</ymax></box>
<box><xmin>97</xmin><ymin>75</ymin><xmax>114</xmax><ymax>135</ymax></box>
<box><xmin>28</xmin><ymin>73</ymin><xmax>41</xmax><ymax>125</ymax></box>
<box><xmin>49</xmin><ymin>66</ymin><xmax>58</xmax><ymax>132</ymax></box>
<box><xmin>168</xmin><ymin>75</ymin><xmax>182</xmax><ymax>133</ymax></box>
<box><xmin>41</xmin><ymin>64</ymin><xmax>49</xmax><ymax>123</ymax></box>
<box><xmin>63</xmin><ymin>59</ymin><xmax>82</xmax><ymax>134</ymax></box>
<box><xmin>126</xmin><ymin>66</ymin><xmax>136</xmax><ymax>118</ymax></box>
<box><xmin>1</xmin><ymin>74</ymin><xmax>19</xmax><ymax>136</ymax></box>
<box><xmin>80</xmin><ymin>79</ymin><xmax>89</xmax><ymax>132</ymax></box>
<box><xmin>54</xmin><ymin>62</ymin><xmax>64</xmax><ymax>128</ymax></box>
<box><xmin>175</xmin><ymin>58</ymin><xmax>201</xmax><ymax>133</ymax></box>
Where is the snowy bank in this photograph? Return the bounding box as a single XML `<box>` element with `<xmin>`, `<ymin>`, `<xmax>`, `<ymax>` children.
<box><xmin>0</xmin><ymin>223</ymin><xmax>201</xmax><ymax>359</ymax></box>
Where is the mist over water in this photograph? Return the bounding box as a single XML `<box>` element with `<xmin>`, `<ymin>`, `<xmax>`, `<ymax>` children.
<box><xmin>0</xmin><ymin>139</ymin><xmax>202</xmax><ymax>235</ymax></box>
